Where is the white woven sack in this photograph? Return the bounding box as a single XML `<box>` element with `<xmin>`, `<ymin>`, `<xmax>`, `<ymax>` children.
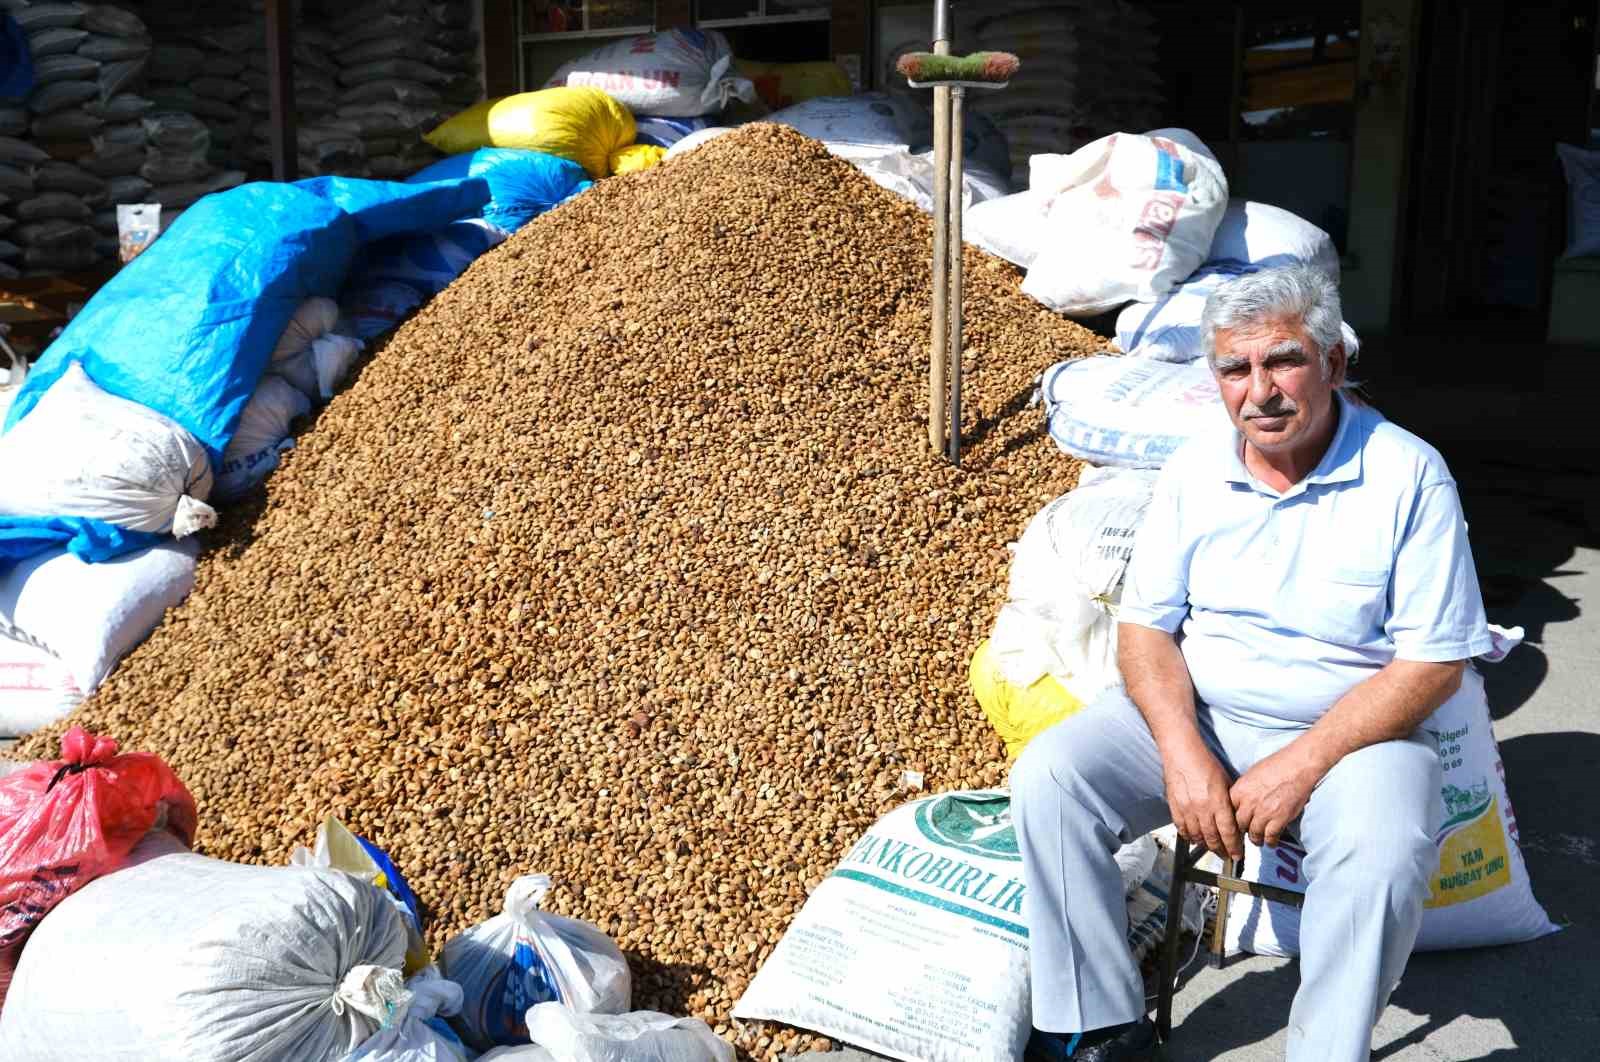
<box><xmin>341</xmin><ymin>967</ymin><xmax>473</xmax><ymax>1062</ymax></box>
<box><xmin>988</xmin><ymin>470</ymin><xmax>1159</xmax><ymax>696</ymax></box>
<box><xmin>0</xmin><ymin>631</ymin><xmax>82</xmax><ymax>737</ymax></box>
<box><xmin>965</xmin><ymin>190</ymin><xmax>1048</xmax><ymax>268</ymax></box>
<box><xmin>850</xmin><ymin>148</ymin><xmax>1010</xmax><ymax>214</ymax></box>
<box><xmin>216</xmin><ymin>374</ymin><xmax>312</xmax><ymax>498</ymax></box>
<box><xmin>1041</xmin><ymin>355</ymin><xmax>1227</xmax><ymax>469</ymax></box>
<box><xmin>734</xmin><ymin>789</ymin><xmax>1032</xmax><ymax>1062</ymax></box>
<box><xmin>545</xmin><ymin>29</ymin><xmax>754</xmax><ymax>118</ymax></box>
<box><xmin>0</xmin><ymin>537</ymin><xmax>198</xmax><ymax>694</ymax></box>
<box><xmin>441</xmin><ymin>874</ymin><xmax>632</xmax><ymax>1051</ymax></box>
<box><xmin>664</xmin><ymin>125</ymin><xmax>737</xmax><ymax>160</ymax></box>
<box><xmin>1022</xmin><ymin>129</ymin><xmax>1229</xmax><ymax>316</ymax></box>
<box><xmin>1225</xmin><ymin>667</ymin><xmax>1560</xmax><ymax>957</ymax></box>
<box><xmin>0</xmin><ymin>831</ymin><xmax>410</xmax><ymax>1062</ymax></box>
<box><xmin>273</xmin><ymin>295</ymin><xmax>342</xmax><ymax>366</ymax></box>
<box><xmin>0</xmin><ymin>362</ymin><xmax>216</xmax><ymax>536</ymax></box>
<box><xmin>766</xmin><ymin>93</ymin><xmax>906</xmax><ymax>157</ymax></box>
<box><xmin>1116</xmin><ymin>199</ymin><xmax>1346</xmax><ymax>363</ymax></box>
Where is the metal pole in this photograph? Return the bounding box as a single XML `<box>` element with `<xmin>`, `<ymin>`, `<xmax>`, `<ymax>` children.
<box><xmin>928</xmin><ymin>2</ymin><xmax>952</xmax><ymax>455</ymax></box>
<box><xmin>265</xmin><ymin>0</ymin><xmax>298</xmax><ymax>182</ymax></box>
<box><xmin>947</xmin><ymin>85</ymin><xmax>965</xmax><ymax>467</ymax></box>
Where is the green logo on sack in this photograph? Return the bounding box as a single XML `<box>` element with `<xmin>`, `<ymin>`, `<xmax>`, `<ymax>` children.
<box><xmin>913</xmin><ymin>792</ymin><xmax>1020</xmax><ymax>861</ymax></box>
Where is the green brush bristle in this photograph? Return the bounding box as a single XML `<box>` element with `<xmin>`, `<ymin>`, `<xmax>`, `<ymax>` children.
<box><xmin>896</xmin><ymin>51</ymin><xmax>1020</xmax><ymax>84</ymax></box>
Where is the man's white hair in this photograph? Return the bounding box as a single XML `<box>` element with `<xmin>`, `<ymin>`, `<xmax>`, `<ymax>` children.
<box><xmin>1200</xmin><ymin>264</ymin><xmax>1354</xmax><ymax>379</ymax></box>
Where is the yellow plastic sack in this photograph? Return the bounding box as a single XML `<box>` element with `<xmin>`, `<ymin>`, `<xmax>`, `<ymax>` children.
<box><xmin>609</xmin><ymin>143</ymin><xmax>666</xmax><ymax>174</ymax></box>
<box><xmin>970</xmin><ymin>639</ymin><xmax>1086</xmax><ymax>759</ymax></box>
<box><xmin>735</xmin><ymin>59</ymin><xmax>853</xmax><ymax>110</ymax></box>
<box><xmin>424</xmin><ymin>87</ymin><xmax>635</xmax><ymax>178</ymax></box>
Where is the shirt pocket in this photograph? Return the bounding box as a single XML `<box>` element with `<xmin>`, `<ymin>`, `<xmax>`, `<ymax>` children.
<box><xmin>1293</xmin><ymin>565</ymin><xmax>1391</xmax><ymax>645</ymax></box>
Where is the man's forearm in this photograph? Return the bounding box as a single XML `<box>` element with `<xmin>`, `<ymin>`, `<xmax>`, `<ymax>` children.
<box><xmin>1292</xmin><ymin>658</ymin><xmax>1466</xmax><ymax>778</ymax></box>
<box><xmin>1117</xmin><ymin>622</ymin><xmax>1204</xmax><ymax>752</ymax></box>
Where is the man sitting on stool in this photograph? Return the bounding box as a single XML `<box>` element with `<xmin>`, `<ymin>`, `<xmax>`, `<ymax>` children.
<box><xmin>1012</xmin><ymin>264</ymin><xmax>1491</xmax><ymax>1062</ymax></box>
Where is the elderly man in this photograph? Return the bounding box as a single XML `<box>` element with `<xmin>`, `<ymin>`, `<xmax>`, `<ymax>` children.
<box><xmin>1012</xmin><ymin>264</ymin><xmax>1491</xmax><ymax>1062</ymax></box>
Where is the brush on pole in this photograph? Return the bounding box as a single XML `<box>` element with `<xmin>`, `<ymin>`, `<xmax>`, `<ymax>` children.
<box><xmin>902</xmin><ymin>31</ymin><xmax>1020</xmax><ymax>467</ymax></box>
<box><xmin>895</xmin><ymin>51</ymin><xmax>1021</xmax><ymax>88</ymax></box>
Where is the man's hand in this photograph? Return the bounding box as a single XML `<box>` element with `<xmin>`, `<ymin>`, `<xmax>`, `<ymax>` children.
<box><xmin>1162</xmin><ymin>737</ymin><xmax>1243</xmax><ymax>862</ymax></box>
<box><xmin>1230</xmin><ymin>744</ymin><xmax>1324</xmax><ymax>848</ymax></box>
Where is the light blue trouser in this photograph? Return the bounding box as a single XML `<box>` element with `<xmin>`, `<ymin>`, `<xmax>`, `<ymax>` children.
<box><xmin>1010</xmin><ymin>689</ymin><xmax>1441</xmax><ymax>1062</ymax></box>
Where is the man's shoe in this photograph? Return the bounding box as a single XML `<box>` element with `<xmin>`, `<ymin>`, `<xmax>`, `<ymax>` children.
<box><xmin>1027</xmin><ymin>1017</ymin><xmax>1159</xmax><ymax>1061</ymax></box>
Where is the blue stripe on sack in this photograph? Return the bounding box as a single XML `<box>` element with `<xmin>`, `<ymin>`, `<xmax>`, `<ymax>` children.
<box><xmin>1153</xmin><ymin>146</ymin><xmax>1188</xmax><ymax>194</ymax></box>
<box><xmin>832</xmin><ymin>868</ymin><xmax>1029</xmax><ymax>936</ymax></box>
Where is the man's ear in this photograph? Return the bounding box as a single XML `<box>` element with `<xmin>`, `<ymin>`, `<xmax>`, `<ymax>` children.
<box><xmin>1326</xmin><ymin>341</ymin><xmax>1347</xmax><ymax>387</ymax></box>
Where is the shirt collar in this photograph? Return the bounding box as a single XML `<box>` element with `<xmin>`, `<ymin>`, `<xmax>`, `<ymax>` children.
<box><xmin>1221</xmin><ymin>391</ymin><xmax>1364</xmax><ymax>492</ymax></box>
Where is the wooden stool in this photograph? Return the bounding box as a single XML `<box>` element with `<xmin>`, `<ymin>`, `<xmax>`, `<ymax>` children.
<box><xmin>1153</xmin><ymin>837</ymin><xmax>1307</xmax><ymax>1042</ymax></box>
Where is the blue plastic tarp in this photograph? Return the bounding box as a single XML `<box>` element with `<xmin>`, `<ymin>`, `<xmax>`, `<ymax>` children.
<box><xmin>407</xmin><ymin>149</ymin><xmax>591</xmax><ymax>233</ymax></box>
<box><xmin>4</xmin><ymin>176</ymin><xmax>491</xmax><ymax>469</ymax></box>
<box><xmin>0</xmin><ymin>518</ymin><xmax>163</xmax><ymax>567</ymax></box>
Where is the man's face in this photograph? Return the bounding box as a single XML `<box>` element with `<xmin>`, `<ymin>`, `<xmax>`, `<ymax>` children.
<box><xmin>1211</xmin><ymin>315</ymin><xmax>1345</xmax><ymax>458</ymax></box>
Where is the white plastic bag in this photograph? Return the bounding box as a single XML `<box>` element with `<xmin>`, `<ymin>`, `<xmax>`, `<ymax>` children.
<box><xmin>0</xmin><ymin>831</ymin><xmax>411</xmax><ymax>1062</ymax></box>
<box><xmin>734</xmin><ymin>790</ymin><xmax>1030</xmax><ymax>1062</ymax></box>
<box><xmin>215</xmin><ymin>375</ymin><xmax>312</xmax><ymax>498</ymax></box>
<box><xmin>0</xmin><ymin>363</ymin><xmax>216</xmax><ymax>536</ymax></box>
<box><xmin>546</xmin><ymin>29</ymin><xmax>754</xmax><ymax>118</ymax></box>
<box><xmin>478</xmin><ymin>1005</ymin><xmax>734</xmax><ymax>1062</ymax></box>
<box><xmin>1225</xmin><ymin>667</ymin><xmax>1560</xmax><ymax>958</ymax></box>
<box><xmin>0</xmin><ymin>632</ymin><xmax>83</xmax><ymax>737</ymax></box>
<box><xmin>341</xmin><ymin>967</ymin><xmax>474</xmax><ymax>1062</ymax></box>
<box><xmin>441</xmin><ymin>874</ymin><xmax>632</xmax><ymax>1051</ymax></box>
<box><xmin>0</xmin><ymin>537</ymin><xmax>198</xmax><ymax>695</ymax></box>
<box><xmin>1041</xmin><ymin>355</ymin><xmax>1227</xmax><ymax>469</ymax></box>
<box><xmin>988</xmin><ymin>470</ymin><xmax>1159</xmax><ymax>698</ymax></box>
<box><xmin>1022</xmin><ymin>129</ymin><xmax>1229</xmax><ymax>316</ymax></box>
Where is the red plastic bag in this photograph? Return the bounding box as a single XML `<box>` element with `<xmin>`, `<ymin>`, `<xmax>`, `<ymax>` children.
<box><xmin>0</xmin><ymin>726</ymin><xmax>196</xmax><ymax>1010</ymax></box>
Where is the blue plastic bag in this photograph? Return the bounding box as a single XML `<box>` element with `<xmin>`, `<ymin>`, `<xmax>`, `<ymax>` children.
<box><xmin>4</xmin><ymin>176</ymin><xmax>490</xmax><ymax>472</ymax></box>
<box><xmin>633</xmin><ymin>115</ymin><xmax>719</xmax><ymax>149</ymax></box>
<box><xmin>408</xmin><ymin>149</ymin><xmax>591</xmax><ymax>233</ymax></box>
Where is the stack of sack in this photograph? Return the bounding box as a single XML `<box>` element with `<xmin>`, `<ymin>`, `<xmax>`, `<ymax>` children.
<box><xmin>952</xmin><ymin>0</ymin><xmax>1165</xmax><ymax>186</ymax></box>
<box><xmin>0</xmin><ymin>0</ymin><xmax>248</xmax><ymax>274</ymax></box>
<box><xmin>2</xmin><ymin>1</ymin><xmax>192</xmax><ymax>274</ymax></box>
<box><xmin>142</xmin><ymin>2</ymin><xmax>340</xmax><ymax>178</ymax></box>
<box><xmin>327</xmin><ymin>0</ymin><xmax>480</xmax><ymax>179</ymax></box>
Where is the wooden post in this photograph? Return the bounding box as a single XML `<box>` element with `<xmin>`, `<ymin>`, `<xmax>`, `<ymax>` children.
<box><xmin>265</xmin><ymin>0</ymin><xmax>297</xmax><ymax>182</ymax></box>
<box><xmin>947</xmin><ymin>85</ymin><xmax>964</xmax><ymax>467</ymax></box>
<box><xmin>928</xmin><ymin>5</ymin><xmax>951</xmax><ymax>456</ymax></box>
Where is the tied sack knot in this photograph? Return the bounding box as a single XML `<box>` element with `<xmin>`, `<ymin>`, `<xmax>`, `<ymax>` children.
<box><xmin>171</xmin><ymin>495</ymin><xmax>218</xmax><ymax>538</ymax></box>
<box><xmin>332</xmin><ymin>965</ymin><xmax>411</xmax><ymax>1029</ymax></box>
<box><xmin>504</xmin><ymin>874</ymin><xmax>553</xmax><ymax>922</ymax></box>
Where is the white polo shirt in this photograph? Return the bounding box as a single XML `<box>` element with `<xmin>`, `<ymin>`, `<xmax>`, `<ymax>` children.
<box><xmin>1119</xmin><ymin>391</ymin><xmax>1493</xmax><ymax>729</ymax></box>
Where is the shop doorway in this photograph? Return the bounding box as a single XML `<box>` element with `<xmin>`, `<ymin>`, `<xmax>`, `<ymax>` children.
<box><xmin>1394</xmin><ymin>0</ymin><xmax>1596</xmax><ymax>336</ymax></box>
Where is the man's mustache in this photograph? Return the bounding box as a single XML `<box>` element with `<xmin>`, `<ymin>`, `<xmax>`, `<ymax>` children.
<box><xmin>1242</xmin><ymin>397</ymin><xmax>1298</xmax><ymax>419</ymax></box>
